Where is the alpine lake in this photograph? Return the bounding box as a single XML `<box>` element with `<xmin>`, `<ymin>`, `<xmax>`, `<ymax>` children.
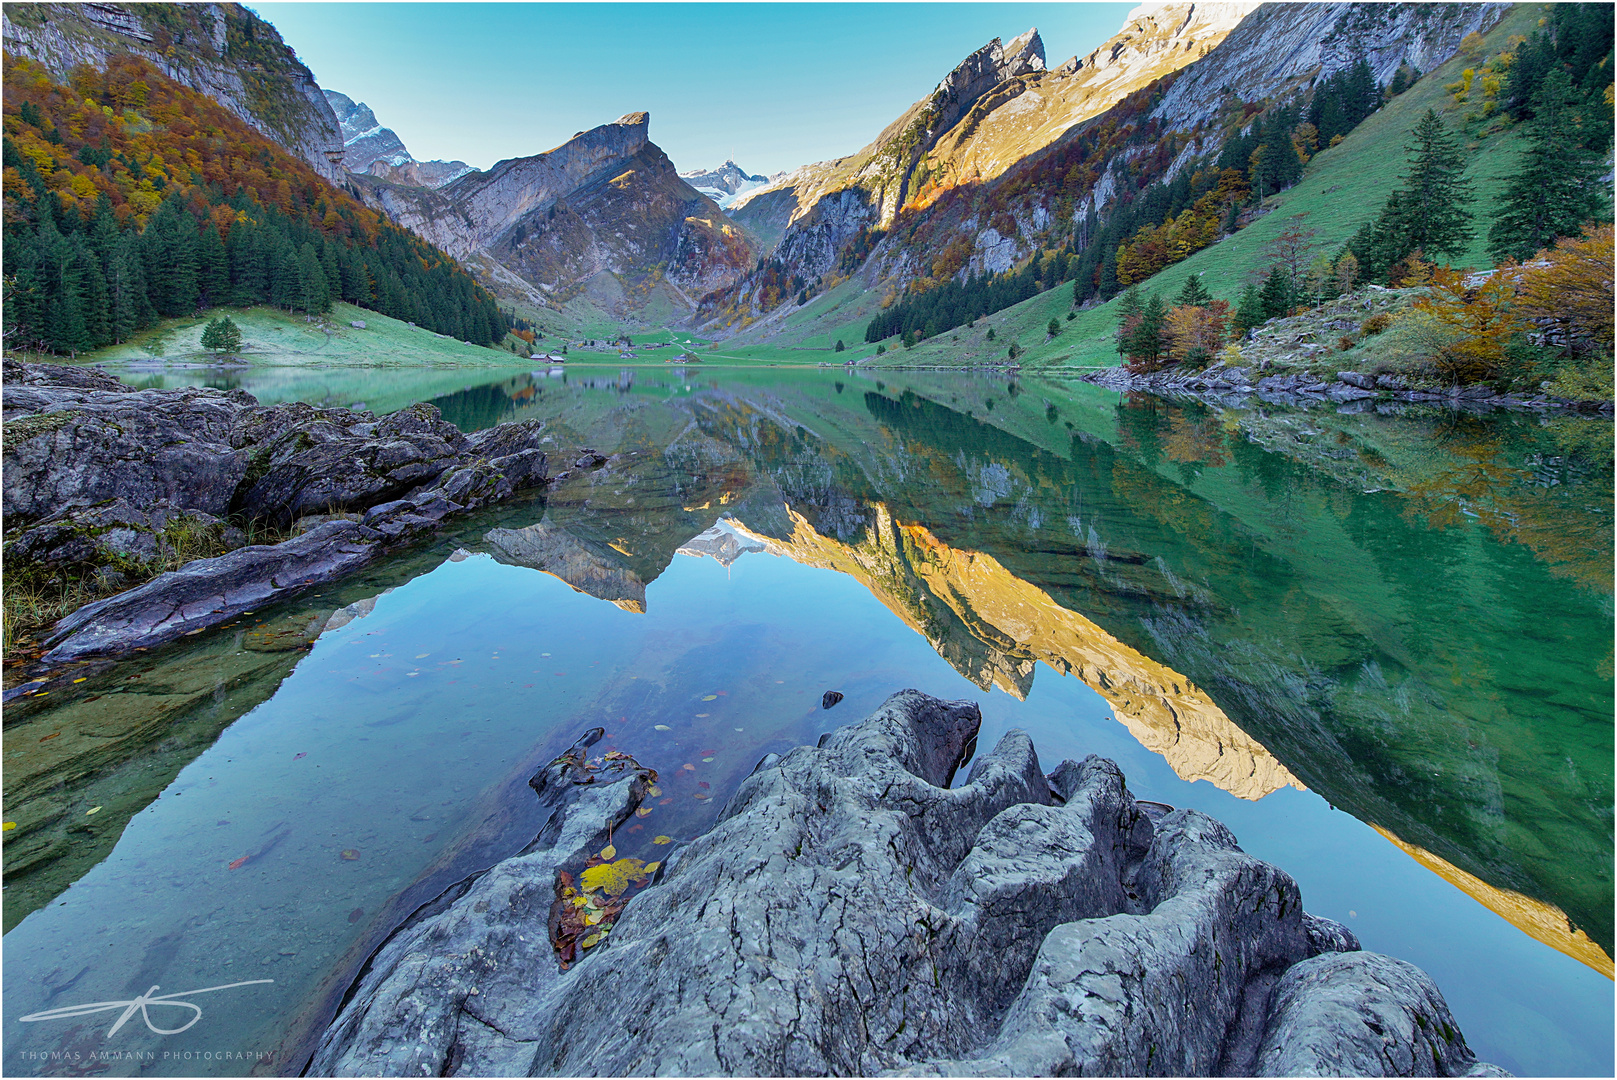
<box><xmin>3</xmin><ymin>360</ymin><xmax>1611</xmax><ymax>1077</ymax></box>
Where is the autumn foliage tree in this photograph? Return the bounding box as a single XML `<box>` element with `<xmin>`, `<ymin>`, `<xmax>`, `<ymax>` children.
<box><xmin>2</xmin><ymin>55</ymin><xmax>506</xmax><ymax>354</ymax></box>
<box><xmin>1413</xmin><ymin>266</ymin><xmax>1525</xmax><ymax>384</ymax></box>
<box><xmin>1164</xmin><ymin>300</ymin><xmax>1230</xmax><ymax>368</ymax></box>
<box><xmin>1515</xmin><ymin>223</ymin><xmax>1614</xmax><ymax>356</ymax></box>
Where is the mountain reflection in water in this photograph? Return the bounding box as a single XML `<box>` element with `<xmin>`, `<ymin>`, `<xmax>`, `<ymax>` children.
<box><xmin>473</xmin><ymin>367</ymin><xmax>1611</xmax><ymax>969</ymax></box>
<box><xmin>4</xmin><ymin>364</ymin><xmax>1610</xmax><ymax>1077</ymax></box>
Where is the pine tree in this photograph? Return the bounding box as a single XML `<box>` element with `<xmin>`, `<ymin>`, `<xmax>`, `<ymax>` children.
<box><xmin>1047</xmin><ymin>317</ymin><xmax>1061</xmax><ymax>336</ymax></box>
<box><xmin>1488</xmin><ymin>69</ymin><xmax>1612</xmax><ymax>263</ymax></box>
<box><xmin>1233</xmin><ymin>282</ymin><xmax>1266</xmax><ymax>335</ymax></box>
<box><xmin>199</xmin><ymin>314</ymin><xmax>243</xmax><ymax>354</ymax></box>
<box><xmin>1376</xmin><ymin>109</ymin><xmax>1474</xmax><ymax>263</ymax></box>
<box><xmin>1258</xmin><ymin>265</ymin><xmax>1295</xmax><ymax>320</ymax></box>
<box><xmin>1175</xmin><ymin>273</ymin><xmax>1213</xmax><ymax>308</ymax></box>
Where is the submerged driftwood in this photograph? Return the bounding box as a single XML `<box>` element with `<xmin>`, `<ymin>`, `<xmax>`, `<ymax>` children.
<box><xmin>2</xmin><ymin>360</ymin><xmax>549</xmax><ymax>674</ymax></box>
<box><xmin>313</xmin><ymin>690</ymin><xmax>1506</xmax><ymax>1077</ymax></box>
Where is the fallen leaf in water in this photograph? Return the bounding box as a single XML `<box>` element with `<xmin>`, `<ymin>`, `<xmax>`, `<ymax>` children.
<box><xmin>635</xmin><ymin>808</ymin><xmax>652</xmax><ymax>817</ymax></box>
<box><xmin>40</xmin><ymin>732</ymin><xmax>59</xmax><ymax>742</ymax></box>
<box><xmin>653</xmin><ymin>835</ymin><xmax>672</xmax><ymax>845</ymax></box>
<box><xmin>348</xmin><ymin>907</ymin><xmax>364</xmax><ymax>923</ymax></box>
<box><xmin>584</xmin><ymin>911</ymin><xmax>604</xmax><ymax>926</ymax></box>
<box><xmin>72</xmin><ymin>677</ymin><xmax>87</xmax><ymax>684</ymax></box>
<box><xmin>698</xmin><ymin>781</ymin><xmax>710</xmax><ymax>789</ymax></box>
<box><xmin>416</xmin><ymin>653</ymin><xmax>429</xmax><ymax>659</ymax></box>
<box><xmin>716</xmin><ymin>691</ymin><xmax>727</xmax><ymax>696</ymax></box>
<box><xmin>694</xmin><ymin>792</ymin><xmax>709</xmax><ymax>801</ymax></box>
<box><xmin>599</xmin><ymin>844</ymin><xmax>616</xmax><ymax>861</ymax></box>
<box><xmin>694</xmin><ymin>713</ymin><xmax>710</xmax><ymax>718</ymax></box>
<box><xmin>644</xmin><ymin>861</ymin><xmax>661</xmax><ymax>873</ymax></box>
<box><xmin>293</xmin><ymin>752</ymin><xmax>306</xmax><ymax>760</ymax></box>
<box><xmin>228</xmin><ymin>856</ymin><xmax>249</xmax><ymax>870</ymax></box>
<box><xmin>702</xmin><ymin>695</ymin><xmax>717</xmax><ymax>701</ymax></box>
<box><xmin>682</xmin><ymin>763</ymin><xmax>695</xmax><ymax>771</ymax></box>
<box><xmin>700</xmin><ymin>749</ymin><xmax>716</xmax><ymax>756</ymax></box>
<box><xmin>580</xmin><ymin>932</ymin><xmax>602</xmax><ymax>949</ymax></box>
<box><xmin>1</xmin><ymin>822</ymin><xmax>15</xmax><ymax>832</ymax></box>
<box><xmin>654</xmin><ymin>724</ymin><xmax>671</xmax><ymax>731</ymax></box>
<box><xmin>85</xmin><ymin>806</ymin><xmax>102</xmax><ymax>815</ymax></box>
<box><xmin>648</xmin><ymin>786</ymin><xmax>662</xmax><ymax>797</ymax></box>
<box><xmin>340</xmin><ymin>849</ymin><xmax>360</xmax><ymax>861</ymax></box>
<box><xmin>659</xmin><ymin>798</ymin><xmax>674</xmax><ymax>806</ymax></box>
<box><xmin>702</xmin><ymin>757</ymin><xmax>715</xmax><ymax>763</ymax></box>
<box><xmin>579</xmin><ymin>857</ymin><xmax>649</xmax><ymax>897</ymax></box>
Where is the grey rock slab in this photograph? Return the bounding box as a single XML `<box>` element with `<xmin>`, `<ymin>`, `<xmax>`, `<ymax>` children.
<box><xmin>314</xmin><ymin>691</ymin><xmax>1502</xmax><ymax>1077</ymax></box>
<box><xmin>1255</xmin><ymin>951</ymin><xmax>1491</xmax><ymax>1077</ymax></box>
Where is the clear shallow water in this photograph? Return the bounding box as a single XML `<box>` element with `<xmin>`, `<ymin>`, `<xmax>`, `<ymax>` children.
<box><xmin>5</xmin><ymin>363</ymin><xmax>1611</xmax><ymax>1076</ymax></box>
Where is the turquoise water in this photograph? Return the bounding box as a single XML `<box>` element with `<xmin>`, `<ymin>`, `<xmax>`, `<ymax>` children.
<box><xmin>4</xmin><ymin>364</ymin><xmax>1610</xmax><ymax>1076</ymax></box>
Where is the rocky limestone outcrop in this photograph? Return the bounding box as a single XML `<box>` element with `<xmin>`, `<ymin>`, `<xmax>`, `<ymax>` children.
<box><xmin>1151</xmin><ymin>3</ymin><xmax>1510</xmax><ymax>133</ymax></box>
<box><xmin>1</xmin><ymin>2</ymin><xmax>345</xmax><ymax>182</ymax></box>
<box><xmin>312</xmin><ymin>690</ymin><xmax>1503</xmax><ymax>1077</ymax></box>
<box><xmin>325</xmin><ymin>88</ymin><xmax>474</xmax><ymax>188</ymax></box>
<box><xmin>2</xmin><ymin>361</ymin><xmax>549</xmax><ymax>667</ymax></box>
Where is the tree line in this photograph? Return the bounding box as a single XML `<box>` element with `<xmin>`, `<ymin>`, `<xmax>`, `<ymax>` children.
<box><xmin>2</xmin><ymin>55</ymin><xmax>507</xmax><ymax>355</ymax></box>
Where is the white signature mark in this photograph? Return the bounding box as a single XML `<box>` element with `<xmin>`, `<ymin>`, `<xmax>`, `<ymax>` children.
<box><xmin>17</xmin><ymin>980</ymin><xmax>274</xmax><ymax>1036</ymax></box>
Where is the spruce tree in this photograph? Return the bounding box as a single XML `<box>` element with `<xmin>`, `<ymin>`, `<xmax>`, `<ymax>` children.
<box><xmin>1376</xmin><ymin>109</ymin><xmax>1474</xmax><ymax>264</ymax></box>
<box><xmin>1233</xmin><ymin>282</ymin><xmax>1266</xmax><ymax>335</ymax></box>
<box><xmin>1258</xmin><ymin>266</ymin><xmax>1295</xmax><ymax>320</ymax></box>
<box><xmin>1175</xmin><ymin>273</ymin><xmax>1212</xmax><ymax>308</ymax></box>
<box><xmin>1489</xmin><ymin>69</ymin><xmax>1612</xmax><ymax>263</ymax></box>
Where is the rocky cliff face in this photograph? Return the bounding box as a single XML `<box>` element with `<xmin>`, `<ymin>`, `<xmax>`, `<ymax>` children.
<box><xmin>1</xmin><ymin>2</ymin><xmax>345</xmax><ymax>182</ymax></box>
<box><xmin>1151</xmin><ymin>2</ymin><xmax>1509</xmax><ymax>132</ymax></box>
<box><xmin>352</xmin><ymin>113</ymin><xmax>755</xmax><ymax>307</ymax></box>
<box><xmin>325</xmin><ymin>89</ymin><xmax>474</xmax><ymax>189</ymax></box>
<box><xmin>718</xmin><ymin>9</ymin><xmax>1252</xmax><ymax>328</ymax></box>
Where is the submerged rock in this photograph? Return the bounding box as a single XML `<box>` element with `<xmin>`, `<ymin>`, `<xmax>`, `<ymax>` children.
<box><xmin>313</xmin><ymin>690</ymin><xmax>1502</xmax><ymax>1078</ymax></box>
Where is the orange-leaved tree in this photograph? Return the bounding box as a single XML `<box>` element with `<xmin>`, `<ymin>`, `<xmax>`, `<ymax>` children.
<box><xmin>1163</xmin><ymin>300</ymin><xmax>1230</xmax><ymax>368</ymax></box>
<box><xmin>1515</xmin><ymin>223</ymin><xmax>1614</xmax><ymax>356</ymax></box>
<box><xmin>1412</xmin><ymin>265</ymin><xmax>1525</xmax><ymax>383</ymax></box>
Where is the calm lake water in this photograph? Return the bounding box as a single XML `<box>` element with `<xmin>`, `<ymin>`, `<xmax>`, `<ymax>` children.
<box><xmin>4</xmin><ymin>363</ymin><xmax>1611</xmax><ymax>1076</ymax></box>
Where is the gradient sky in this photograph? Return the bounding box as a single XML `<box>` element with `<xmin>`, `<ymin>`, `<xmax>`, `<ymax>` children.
<box><xmin>253</xmin><ymin>3</ymin><xmax>1135</xmax><ymax>177</ymax></box>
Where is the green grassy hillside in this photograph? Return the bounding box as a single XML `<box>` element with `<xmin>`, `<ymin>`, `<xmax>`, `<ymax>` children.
<box><xmin>69</xmin><ymin>301</ymin><xmax>521</xmax><ymax>370</ymax></box>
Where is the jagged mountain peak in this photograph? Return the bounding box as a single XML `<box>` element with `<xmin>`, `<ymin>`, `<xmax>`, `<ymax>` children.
<box><xmin>325</xmin><ymin>87</ymin><xmax>473</xmax><ymax>189</ymax></box>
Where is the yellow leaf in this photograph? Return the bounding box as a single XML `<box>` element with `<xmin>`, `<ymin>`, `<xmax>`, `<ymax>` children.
<box><xmin>648</xmin><ymin>786</ymin><xmax>662</xmax><ymax>797</ymax></box>
<box><xmin>635</xmin><ymin>807</ymin><xmax>652</xmax><ymax>817</ymax></box>
<box><xmin>599</xmin><ymin>844</ymin><xmax>616</xmax><ymax>861</ymax></box>
<box><xmin>584</xmin><ymin>911</ymin><xmax>604</xmax><ymax>926</ymax></box>
<box><xmin>579</xmin><ymin>857</ymin><xmax>649</xmax><ymax>897</ymax></box>
<box><xmin>653</xmin><ymin>835</ymin><xmax>672</xmax><ymax>845</ymax></box>
<box><xmin>644</xmin><ymin>861</ymin><xmax>660</xmax><ymax>873</ymax></box>
<box><xmin>571</xmin><ymin>896</ymin><xmax>588</xmax><ymax>908</ymax></box>
<box><xmin>580</xmin><ymin>932</ymin><xmax>602</xmax><ymax>949</ymax></box>
<box><xmin>1</xmin><ymin>822</ymin><xmax>15</xmax><ymax>832</ymax></box>
<box><xmin>702</xmin><ymin>695</ymin><xmax>717</xmax><ymax>701</ymax></box>
<box><xmin>86</xmin><ymin>806</ymin><xmax>102</xmax><ymax>816</ymax></box>
<box><xmin>654</xmin><ymin>725</ymin><xmax>671</xmax><ymax>731</ymax></box>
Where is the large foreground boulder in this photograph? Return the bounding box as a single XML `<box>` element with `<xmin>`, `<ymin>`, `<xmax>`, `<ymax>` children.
<box><xmin>312</xmin><ymin>690</ymin><xmax>1504</xmax><ymax>1077</ymax></box>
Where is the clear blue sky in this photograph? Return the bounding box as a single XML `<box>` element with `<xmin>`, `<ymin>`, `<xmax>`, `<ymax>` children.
<box><xmin>252</xmin><ymin>3</ymin><xmax>1134</xmax><ymax>176</ymax></box>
